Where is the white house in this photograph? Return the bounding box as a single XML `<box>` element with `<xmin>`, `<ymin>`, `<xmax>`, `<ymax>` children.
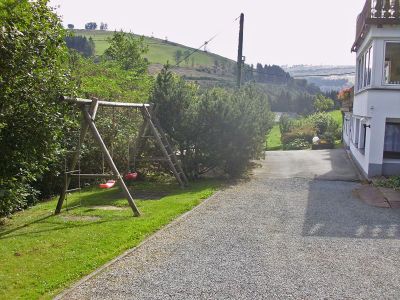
<box><xmin>343</xmin><ymin>0</ymin><xmax>400</xmax><ymax>177</ymax></box>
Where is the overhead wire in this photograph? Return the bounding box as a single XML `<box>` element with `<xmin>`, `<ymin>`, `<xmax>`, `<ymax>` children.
<box><xmin>172</xmin><ymin>15</ymin><xmax>242</xmax><ymax>68</ymax></box>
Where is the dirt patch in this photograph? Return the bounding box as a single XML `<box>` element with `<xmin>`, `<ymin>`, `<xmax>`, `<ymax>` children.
<box><xmin>91</xmin><ymin>205</ymin><xmax>125</xmax><ymax>211</ymax></box>
<box><xmin>60</xmin><ymin>215</ymin><xmax>101</xmax><ymax>222</ymax></box>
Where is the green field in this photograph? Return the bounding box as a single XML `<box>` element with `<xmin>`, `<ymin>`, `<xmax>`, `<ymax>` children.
<box><xmin>0</xmin><ymin>180</ymin><xmax>220</xmax><ymax>299</ymax></box>
<box><xmin>266</xmin><ymin>124</ymin><xmax>282</xmax><ymax>151</ymax></box>
<box><xmin>74</xmin><ymin>30</ymin><xmax>234</xmax><ymax>68</ymax></box>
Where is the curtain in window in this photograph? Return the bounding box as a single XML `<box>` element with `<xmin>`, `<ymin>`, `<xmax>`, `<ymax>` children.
<box><xmin>384</xmin><ymin>123</ymin><xmax>400</xmax><ymax>153</ymax></box>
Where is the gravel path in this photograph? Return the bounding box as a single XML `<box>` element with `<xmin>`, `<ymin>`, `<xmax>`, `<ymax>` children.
<box><xmin>58</xmin><ymin>150</ymin><xmax>400</xmax><ymax>299</ymax></box>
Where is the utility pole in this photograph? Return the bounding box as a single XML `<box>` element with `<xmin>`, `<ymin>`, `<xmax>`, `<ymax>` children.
<box><xmin>237</xmin><ymin>13</ymin><xmax>244</xmax><ymax>88</ymax></box>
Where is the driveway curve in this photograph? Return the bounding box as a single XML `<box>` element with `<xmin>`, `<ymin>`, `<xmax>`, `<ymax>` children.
<box><xmin>57</xmin><ymin>149</ymin><xmax>400</xmax><ymax>300</ymax></box>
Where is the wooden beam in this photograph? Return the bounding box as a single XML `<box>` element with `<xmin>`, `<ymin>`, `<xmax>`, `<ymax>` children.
<box><xmin>69</xmin><ymin>174</ymin><xmax>117</xmax><ymax>179</ymax></box>
<box><xmin>61</xmin><ymin>96</ymin><xmax>150</xmax><ymax>108</ymax></box>
<box><xmin>82</xmin><ymin>107</ymin><xmax>141</xmax><ymax>217</ymax></box>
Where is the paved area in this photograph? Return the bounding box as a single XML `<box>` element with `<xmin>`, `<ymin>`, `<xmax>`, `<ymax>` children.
<box><xmin>261</xmin><ymin>149</ymin><xmax>361</xmax><ymax>181</ymax></box>
<box><xmin>58</xmin><ymin>149</ymin><xmax>400</xmax><ymax>299</ymax></box>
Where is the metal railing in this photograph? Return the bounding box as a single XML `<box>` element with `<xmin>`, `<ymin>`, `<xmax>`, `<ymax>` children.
<box><xmin>352</xmin><ymin>0</ymin><xmax>400</xmax><ymax>52</ymax></box>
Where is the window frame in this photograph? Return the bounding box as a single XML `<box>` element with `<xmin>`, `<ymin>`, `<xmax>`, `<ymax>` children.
<box><xmin>382</xmin><ymin>41</ymin><xmax>400</xmax><ymax>86</ymax></box>
<box><xmin>383</xmin><ymin>122</ymin><xmax>400</xmax><ymax>159</ymax></box>
<box><xmin>356</xmin><ymin>44</ymin><xmax>373</xmax><ymax>92</ymax></box>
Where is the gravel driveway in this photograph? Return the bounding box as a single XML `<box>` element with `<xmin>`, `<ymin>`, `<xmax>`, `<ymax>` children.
<box><xmin>57</xmin><ymin>149</ymin><xmax>400</xmax><ymax>299</ymax></box>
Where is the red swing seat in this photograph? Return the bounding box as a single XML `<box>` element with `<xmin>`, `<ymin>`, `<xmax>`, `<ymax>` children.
<box><xmin>124</xmin><ymin>172</ymin><xmax>138</xmax><ymax>181</ymax></box>
<box><xmin>99</xmin><ymin>180</ymin><xmax>116</xmax><ymax>189</ymax></box>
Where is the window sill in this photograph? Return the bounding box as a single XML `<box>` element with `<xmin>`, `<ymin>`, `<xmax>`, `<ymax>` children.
<box><xmin>357</xmin><ymin>148</ymin><xmax>365</xmax><ymax>155</ymax></box>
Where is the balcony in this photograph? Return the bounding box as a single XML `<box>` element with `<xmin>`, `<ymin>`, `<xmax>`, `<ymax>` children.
<box><xmin>352</xmin><ymin>0</ymin><xmax>400</xmax><ymax>52</ymax></box>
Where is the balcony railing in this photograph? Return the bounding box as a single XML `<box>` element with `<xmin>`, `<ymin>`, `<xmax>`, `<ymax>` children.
<box><xmin>352</xmin><ymin>0</ymin><xmax>400</xmax><ymax>52</ymax></box>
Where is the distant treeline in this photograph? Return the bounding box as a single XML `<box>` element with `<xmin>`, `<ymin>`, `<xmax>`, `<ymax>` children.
<box><xmin>65</xmin><ymin>36</ymin><xmax>95</xmax><ymax>57</ymax></box>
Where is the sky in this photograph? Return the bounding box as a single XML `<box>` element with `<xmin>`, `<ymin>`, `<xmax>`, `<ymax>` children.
<box><xmin>49</xmin><ymin>0</ymin><xmax>366</xmax><ymax>66</ymax></box>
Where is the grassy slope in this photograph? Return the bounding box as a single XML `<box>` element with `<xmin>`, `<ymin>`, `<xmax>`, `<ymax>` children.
<box><xmin>75</xmin><ymin>30</ymin><xmax>233</xmax><ymax>68</ymax></box>
<box><xmin>0</xmin><ymin>180</ymin><xmax>220</xmax><ymax>299</ymax></box>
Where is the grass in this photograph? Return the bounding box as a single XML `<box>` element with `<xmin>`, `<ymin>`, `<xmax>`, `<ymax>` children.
<box><xmin>75</xmin><ymin>29</ymin><xmax>233</xmax><ymax>67</ymax></box>
<box><xmin>0</xmin><ymin>179</ymin><xmax>220</xmax><ymax>299</ymax></box>
<box><xmin>374</xmin><ymin>176</ymin><xmax>400</xmax><ymax>190</ymax></box>
<box><xmin>266</xmin><ymin>124</ymin><xmax>282</xmax><ymax>151</ymax></box>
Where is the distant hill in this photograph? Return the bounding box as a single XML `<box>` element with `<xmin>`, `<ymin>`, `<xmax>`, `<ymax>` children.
<box><xmin>71</xmin><ymin>30</ymin><xmax>327</xmax><ymax>113</ymax></box>
<box><xmin>282</xmin><ymin>65</ymin><xmax>355</xmax><ymax>92</ymax></box>
<box><xmin>72</xmin><ymin>29</ymin><xmax>237</xmax><ymax>87</ymax></box>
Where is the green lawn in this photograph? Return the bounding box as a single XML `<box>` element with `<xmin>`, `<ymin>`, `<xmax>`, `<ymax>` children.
<box><xmin>0</xmin><ymin>179</ymin><xmax>220</xmax><ymax>299</ymax></box>
<box><xmin>266</xmin><ymin>124</ymin><xmax>282</xmax><ymax>151</ymax></box>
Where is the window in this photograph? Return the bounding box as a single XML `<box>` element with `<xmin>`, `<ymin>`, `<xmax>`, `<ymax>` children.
<box><xmin>357</xmin><ymin>45</ymin><xmax>373</xmax><ymax>90</ymax></box>
<box><xmin>353</xmin><ymin>118</ymin><xmax>360</xmax><ymax>146</ymax></box>
<box><xmin>384</xmin><ymin>42</ymin><xmax>400</xmax><ymax>85</ymax></box>
<box><xmin>359</xmin><ymin>120</ymin><xmax>367</xmax><ymax>150</ymax></box>
<box><xmin>384</xmin><ymin>123</ymin><xmax>400</xmax><ymax>158</ymax></box>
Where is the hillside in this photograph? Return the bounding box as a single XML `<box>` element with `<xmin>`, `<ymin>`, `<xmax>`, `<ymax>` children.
<box><xmin>75</xmin><ymin>30</ymin><xmax>235</xmax><ymax>70</ymax></box>
<box><xmin>72</xmin><ymin>29</ymin><xmax>323</xmax><ymax>112</ymax></box>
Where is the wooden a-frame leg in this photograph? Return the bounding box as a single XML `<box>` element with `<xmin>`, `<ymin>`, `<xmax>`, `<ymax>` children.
<box><xmin>83</xmin><ymin>108</ymin><xmax>141</xmax><ymax>217</ymax></box>
<box><xmin>55</xmin><ymin>100</ymin><xmax>99</xmax><ymax>215</ymax></box>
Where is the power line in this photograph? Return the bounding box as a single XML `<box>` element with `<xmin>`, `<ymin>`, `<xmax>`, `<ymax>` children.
<box><xmin>173</xmin><ymin>34</ymin><xmax>219</xmax><ymax>67</ymax></box>
<box><xmin>173</xmin><ymin>15</ymin><xmax>242</xmax><ymax>68</ymax></box>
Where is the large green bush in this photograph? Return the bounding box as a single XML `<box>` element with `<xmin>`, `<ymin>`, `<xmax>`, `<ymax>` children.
<box><xmin>152</xmin><ymin>67</ymin><xmax>274</xmax><ymax>178</ymax></box>
<box><xmin>306</xmin><ymin>112</ymin><xmax>340</xmax><ymax>143</ymax></box>
<box><xmin>281</xmin><ymin>125</ymin><xmax>315</xmax><ymax>146</ymax></box>
<box><xmin>0</xmin><ymin>0</ymin><xmax>72</xmax><ymax>216</ymax></box>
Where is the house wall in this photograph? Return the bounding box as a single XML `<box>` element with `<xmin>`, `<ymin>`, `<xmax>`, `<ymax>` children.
<box><xmin>351</xmin><ymin>25</ymin><xmax>400</xmax><ymax>177</ymax></box>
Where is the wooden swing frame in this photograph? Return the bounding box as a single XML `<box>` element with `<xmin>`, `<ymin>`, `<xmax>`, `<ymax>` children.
<box><xmin>55</xmin><ymin>97</ymin><xmax>188</xmax><ymax>217</ymax></box>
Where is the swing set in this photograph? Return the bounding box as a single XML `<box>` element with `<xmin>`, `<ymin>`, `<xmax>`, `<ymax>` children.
<box><xmin>55</xmin><ymin>97</ymin><xmax>188</xmax><ymax>217</ymax></box>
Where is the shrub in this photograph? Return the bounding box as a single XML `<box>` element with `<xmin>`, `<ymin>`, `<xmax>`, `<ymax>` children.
<box><xmin>313</xmin><ymin>94</ymin><xmax>334</xmax><ymax>112</ymax></box>
<box><xmin>283</xmin><ymin>138</ymin><xmax>310</xmax><ymax>150</ymax></box>
<box><xmin>152</xmin><ymin>67</ymin><xmax>274</xmax><ymax>178</ymax></box>
<box><xmin>375</xmin><ymin>176</ymin><xmax>400</xmax><ymax>190</ymax></box>
<box><xmin>0</xmin><ymin>0</ymin><xmax>71</xmax><ymax>216</ymax></box>
<box><xmin>281</xmin><ymin>125</ymin><xmax>315</xmax><ymax>145</ymax></box>
<box><xmin>279</xmin><ymin>114</ymin><xmax>294</xmax><ymax>134</ymax></box>
<box><xmin>307</xmin><ymin>112</ymin><xmax>340</xmax><ymax>138</ymax></box>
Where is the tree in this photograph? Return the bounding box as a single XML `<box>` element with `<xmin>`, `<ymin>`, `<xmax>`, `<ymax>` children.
<box><xmin>183</xmin><ymin>50</ymin><xmax>190</xmax><ymax>65</ymax></box>
<box><xmin>104</xmin><ymin>31</ymin><xmax>149</xmax><ymax>73</ymax></box>
<box><xmin>100</xmin><ymin>22</ymin><xmax>108</xmax><ymax>30</ymax></box>
<box><xmin>85</xmin><ymin>22</ymin><xmax>97</xmax><ymax>30</ymax></box>
<box><xmin>0</xmin><ymin>0</ymin><xmax>71</xmax><ymax>216</ymax></box>
<box><xmin>151</xmin><ymin>67</ymin><xmax>274</xmax><ymax>178</ymax></box>
<box><xmin>67</xmin><ymin>24</ymin><xmax>74</xmax><ymax>29</ymax></box>
<box><xmin>174</xmin><ymin>49</ymin><xmax>183</xmax><ymax>65</ymax></box>
<box><xmin>313</xmin><ymin>94</ymin><xmax>335</xmax><ymax>112</ymax></box>
<box><xmin>65</xmin><ymin>35</ymin><xmax>95</xmax><ymax>57</ymax></box>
